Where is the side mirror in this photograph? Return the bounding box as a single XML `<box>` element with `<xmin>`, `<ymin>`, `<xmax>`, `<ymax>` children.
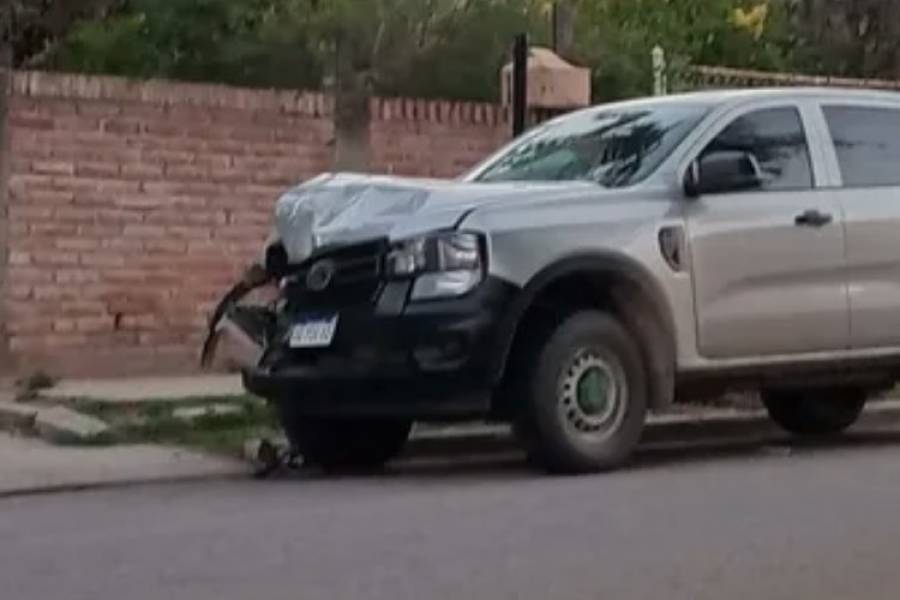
<box><xmin>683</xmin><ymin>150</ymin><xmax>764</xmax><ymax>198</ymax></box>
<box><xmin>683</xmin><ymin>160</ymin><xmax>701</xmax><ymax>199</ymax></box>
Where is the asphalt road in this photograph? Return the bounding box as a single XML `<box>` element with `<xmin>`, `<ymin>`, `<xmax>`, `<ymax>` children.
<box><xmin>4</xmin><ymin>433</ymin><xmax>900</xmax><ymax>600</ymax></box>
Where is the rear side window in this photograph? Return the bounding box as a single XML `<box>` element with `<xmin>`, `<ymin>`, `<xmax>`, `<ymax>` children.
<box><xmin>702</xmin><ymin>107</ymin><xmax>813</xmax><ymax>191</ymax></box>
<box><xmin>823</xmin><ymin>106</ymin><xmax>900</xmax><ymax>187</ymax></box>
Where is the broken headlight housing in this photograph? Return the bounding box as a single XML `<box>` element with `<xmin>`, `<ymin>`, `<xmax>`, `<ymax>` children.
<box><xmin>386</xmin><ymin>232</ymin><xmax>484</xmax><ymax>300</ymax></box>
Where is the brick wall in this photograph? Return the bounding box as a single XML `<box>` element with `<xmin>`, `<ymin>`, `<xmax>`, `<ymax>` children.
<box><xmin>369</xmin><ymin>97</ymin><xmax>508</xmax><ymax>177</ymax></box>
<box><xmin>4</xmin><ymin>72</ymin><xmax>334</xmax><ymax>375</ymax></box>
<box><xmin>1</xmin><ymin>71</ymin><xmax>511</xmax><ymax>377</ymax></box>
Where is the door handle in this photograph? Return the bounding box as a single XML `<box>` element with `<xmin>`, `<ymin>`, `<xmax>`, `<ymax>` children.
<box><xmin>795</xmin><ymin>209</ymin><xmax>833</xmax><ymax>228</ymax></box>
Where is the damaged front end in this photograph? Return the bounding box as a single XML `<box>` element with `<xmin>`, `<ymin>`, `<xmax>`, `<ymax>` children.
<box><xmin>199</xmin><ymin>172</ymin><xmax>512</xmax><ymax>422</ymax></box>
<box><xmin>200</xmin><ymin>172</ymin><xmax>451</xmax><ymax>373</ymax></box>
<box><xmin>200</xmin><ymin>248</ymin><xmax>285</xmax><ymax>371</ymax></box>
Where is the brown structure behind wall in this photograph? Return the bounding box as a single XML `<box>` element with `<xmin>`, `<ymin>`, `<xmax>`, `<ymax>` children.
<box><xmin>3</xmin><ymin>71</ymin><xmax>511</xmax><ymax>377</ymax></box>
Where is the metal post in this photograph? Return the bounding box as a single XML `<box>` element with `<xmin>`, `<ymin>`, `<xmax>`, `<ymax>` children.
<box><xmin>652</xmin><ymin>45</ymin><xmax>668</xmax><ymax>96</ymax></box>
<box><xmin>512</xmin><ymin>33</ymin><xmax>528</xmax><ymax>138</ymax></box>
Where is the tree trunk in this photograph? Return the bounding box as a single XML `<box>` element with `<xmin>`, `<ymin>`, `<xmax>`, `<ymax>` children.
<box><xmin>331</xmin><ymin>36</ymin><xmax>371</xmax><ymax>172</ymax></box>
<box><xmin>553</xmin><ymin>1</ymin><xmax>577</xmax><ymax>58</ymax></box>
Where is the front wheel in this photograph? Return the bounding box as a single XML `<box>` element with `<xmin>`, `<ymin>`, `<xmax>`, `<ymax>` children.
<box><xmin>280</xmin><ymin>415</ymin><xmax>412</xmax><ymax>472</ymax></box>
<box><xmin>514</xmin><ymin>311</ymin><xmax>648</xmax><ymax>474</ymax></box>
<box><xmin>762</xmin><ymin>388</ymin><xmax>866</xmax><ymax>436</ymax></box>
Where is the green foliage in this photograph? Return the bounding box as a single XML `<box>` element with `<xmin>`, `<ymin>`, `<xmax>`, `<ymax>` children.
<box><xmin>45</xmin><ymin>0</ymin><xmax>533</xmax><ymax>100</ymax></box>
<box><xmin>572</xmin><ymin>0</ymin><xmax>791</xmax><ymax>100</ymax></box>
<box><xmin>26</xmin><ymin>0</ymin><xmax>900</xmax><ymax>103</ymax></box>
<box><xmin>47</xmin><ymin>0</ymin><xmax>322</xmax><ymax>88</ymax></box>
<box><xmin>785</xmin><ymin>0</ymin><xmax>900</xmax><ymax>80</ymax></box>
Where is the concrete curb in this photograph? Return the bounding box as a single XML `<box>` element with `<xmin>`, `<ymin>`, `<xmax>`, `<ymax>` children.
<box><xmin>0</xmin><ymin>472</ymin><xmax>248</xmax><ymax>500</ymax></box>
<box><xmin>5</xmin><ymin>400</ymin><xmax>900</xmax><ymax>499</ymax></box>
<box><xmin>404</xmin><ymin>400</ymin><xmax>900</xmax><ymax>458</ymax></box>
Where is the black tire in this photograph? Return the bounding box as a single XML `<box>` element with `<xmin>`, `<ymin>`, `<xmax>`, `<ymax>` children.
<box><xmin>280</xmin><ymin>414</ymin><xmax>412</xmax><ymax>472</ymax></box>
<box><xmin>762</xmin><ymin>388</ymin><xmax>866</xmax><ymax>436</ymax></box>
<box><xmin>514</xmin><ymin>311</ymin><xmax>648</xmax><ymax>474</ymax></box>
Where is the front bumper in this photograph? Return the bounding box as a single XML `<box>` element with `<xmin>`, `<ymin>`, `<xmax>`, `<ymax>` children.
<box><xmin>243</xmin><ymin>276</ymin><xmax>519</xmax><ymax>419</ymax></box>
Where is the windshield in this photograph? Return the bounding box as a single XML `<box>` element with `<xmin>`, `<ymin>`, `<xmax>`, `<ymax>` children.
<box><xmin>470</xmin><ymin>103</ymin><xmax>709</xmax><ymax>187</ymax></box>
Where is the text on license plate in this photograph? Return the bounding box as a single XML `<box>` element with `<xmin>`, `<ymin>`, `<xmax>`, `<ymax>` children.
<box><xmin>289</xmin><ymin>315</ymin><xmax>339</xmax><ymax>348</ymax></box>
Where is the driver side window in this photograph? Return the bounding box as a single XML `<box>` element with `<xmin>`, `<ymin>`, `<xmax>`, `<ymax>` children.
<box><xmin>703</xmin><ymin>107</ymin><xmax>813</xmax><ymax>191</ymax></box>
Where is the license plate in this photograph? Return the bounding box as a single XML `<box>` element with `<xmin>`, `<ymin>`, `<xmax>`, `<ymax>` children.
<box><xmin>289</xmin><ymin>314</ymin><xmax>339</xmax><ymax>348</ymax></box>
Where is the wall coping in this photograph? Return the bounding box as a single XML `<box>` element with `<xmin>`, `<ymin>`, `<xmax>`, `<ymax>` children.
<box><xmin>691</xmin><ymin>65</ymin><xmax>900</xmax><ymax>91</ymax></box>
<box><xmin>369</xmin><ymin>96</ymin><xmax>509</xmax><ymax>126</ymax></box>
<box><xmin>11</xmin><ymin>70</ymin><xmax>520</xmax><ymax>127</ymax></box>
<box><xmin>12</xmin><ymin>70</ymin><xmax>334</xmax><ymax>117</ymax></box>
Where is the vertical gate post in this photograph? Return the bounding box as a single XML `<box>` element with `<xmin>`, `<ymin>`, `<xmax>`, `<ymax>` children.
<box><xmin>512</xmin><ymin>33</ymin><xmax>528</xmax><ymax>138</ymax></box>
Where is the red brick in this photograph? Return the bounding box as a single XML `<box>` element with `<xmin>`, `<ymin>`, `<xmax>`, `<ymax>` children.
<box><xmin>122</xmin><ymin>163</ymin><xmax>164</xmax><ymax>179</ymax></box>
<box><xmin>78</xmin><ymin>224</ymin><xmax>122</xmax><ymax>238</ymax></box>
<box><xmin>101</xmin><ymin>238</ymin><xmax>144</xmax><ymax>252</ymax></box>
<box><xmin>115</xmin><ymin>194</ymin><xmax>169</xmax><ymax>209</ymax></box>
<box><xmin>53</xmin><ymin>319</ymin><xmax>77</xmax><ymax>333</ymax></box>
<box><xmin>142</xmin><ymin>149</ymin><xmax>194</xmax><ymax>163</ymax></box>
<box><xmin>32</xmin><ymin>160</ymin><xmax>75</xmax><ymax>176</ymax></box>
<box><xmin>103</xmin><ymin>269</ymin><xmax>148</xmax><ymax>283</ymax></box>
<box><xmin>80</xmin><ymin>253</ymin><xmax>127</xmax><ymax>267</ymax></box>
<box><xmin>77</xmin><ymin>101</ymin><xmax>122</xmax><ymax>117</ymax></box>
<box><xmin>76</xmin><ymin>161</ymin><xmax>120</xmax><ymax>177</ymax></box>
<box><xmin>228</xmin><ymin>210</ymin><xmax>270</xmax><ymax>226</ymax></box>
<box><xmin>193</xmin><ymin>155</ymin><xmax>232</xmax><ymax>169</ymax></box>
<box><xmin>8</xmin><ymin>285</ymin><xmax>33</xmax><ymax>300</ymax></box>
<box><xmin>54</xmin><ymin>206</ymin><xmax>97</xmax><ymax>223</ymax></box>
<box><xmin>8</xmin><ymin>267</ymin><xmax>53</xmax><ymax>283</ymax></box>
<box><xmin>102</xmin><ymin>118</ymin><xmax>143</xmax><ymax>134</ymax></box>
<box><xmin>76</xmin><ymin>316</ymin><xmax>116</xmax><ymax>333</ymax></box>
<box><xmin>209</xmin><ymin>168</ymin><xmax>248</xmax><ymax>183</ymax></box>
<box><xmin>165</xmin><ymin>164</ymin><xmax>206</xmax><ymax>181</ymax></box>
<box><xmin>7</xmin><ymin>318</ymin><xmax>53</xmax><ymax>335</ymax></box>
<box><xmin>55</xmin><ymin>269</ymin><xmax>101</xmax><ymax>284</ymax></box>
<box><xmin>32</xmin><ymin>251</ymin><xmax>80</xmax><ymax>267</ymax></box>
<box><xmin>26</xmin><ymin>189</ymin><xmax>75</xmax><ymax>205</ymax></box>
<box><xmin>168</xmin><ymin>225</ymin><xmax>212</xmax><ymax>239</ymax></box>
<box><xmin>122</xmin><ymin>224</ymin><xmax>166</xmax><ymax>238</ymax></box>
<box><xmin>144</xmin><ymin>239</ymin><xmax>188</xmax><ymax>253</ymax></box>
<box><xmin>56</xmin><ymin>238</ymin><xmax>100</xmax><ymax>252</ymax></box>
<box><xmin>120</xmin><ymin>314</ymin><xmax>161</xmax><ymax>330</ymax></box>
<box><xmin>9</xmin><ymin>115</ymin><xmax>54</xmax><ymax>129</ymax></box>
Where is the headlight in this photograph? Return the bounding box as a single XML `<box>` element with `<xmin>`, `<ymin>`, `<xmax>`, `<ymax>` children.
<box><xmin>386</xmin><ymin>232</ymin><xmax>484</xmax><ymax>300</ymax></box>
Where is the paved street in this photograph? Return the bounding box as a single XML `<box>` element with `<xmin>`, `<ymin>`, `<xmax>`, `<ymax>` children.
<box><xmin>3</xmin><ymin>432</ymin><xmax>900</xmax><ymax>600</ymax></box>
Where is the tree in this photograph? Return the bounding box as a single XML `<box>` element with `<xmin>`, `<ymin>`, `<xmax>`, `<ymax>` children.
<box><xmin>786</xmin><ymin>0</ymin><xmax>900</xmax><ymax>79</ymax></box>
<box><xmin>41</xmin><ymin>0</ymin><xmax>535</xmax><ymax>101</ymax></box>
<box><xmin>1</xmin><ymin>0</ymin><xmax>121</xmax><ymax>67</ymax></box>
<box><xmin>570</xmin><ymin>0</ymin><xmax>792</xmax><ymax>100</ymax></box>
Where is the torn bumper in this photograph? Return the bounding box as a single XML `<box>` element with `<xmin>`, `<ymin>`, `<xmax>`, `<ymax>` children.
<box><xmin>242</xmin><ymin>276</ymin><xmax>519</xmax><ymax>420</ymax></box>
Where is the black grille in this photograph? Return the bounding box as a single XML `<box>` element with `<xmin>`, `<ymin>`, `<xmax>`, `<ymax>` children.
<box><xmin>283</xmin><ymin>239</ymin><xmax>388</xmax><ymax>308</ymax></box>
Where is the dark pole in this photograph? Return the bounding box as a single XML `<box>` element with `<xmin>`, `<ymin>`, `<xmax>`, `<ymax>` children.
<box><xmin>551</xmin><ymin>3</ymin><xmax>558</xmax><ymax>52</ymax></box>
<box><xmin>512</xmin><ymin>33</ymin><xmax>528</xmax><ymax>138</ymax></box>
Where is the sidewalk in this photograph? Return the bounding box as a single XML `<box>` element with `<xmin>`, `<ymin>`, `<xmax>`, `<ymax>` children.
<box><xmin>3</xmin><ymin>374</ymin><xmax>900</xmax><ymax>498</ymax></box>
<box><xmin>0</xmin><ymin>433</ymin><xmax>246</xmax><ymax>497</ymax></box>
<box><xmin>39</xmin><ymin>375</ymin><xmax>245</xmax><ymax>403</ymax></box>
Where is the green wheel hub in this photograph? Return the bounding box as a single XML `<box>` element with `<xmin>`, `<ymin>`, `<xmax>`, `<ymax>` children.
<box><xmin>576</xmin><ymin>367</ymin><xmax>612</xmax><ymax>416</ymax></box>
<box><xmin>559</xmin><ymin>350</ymin><xmax>626</xmax><ymax>436</ymax></box>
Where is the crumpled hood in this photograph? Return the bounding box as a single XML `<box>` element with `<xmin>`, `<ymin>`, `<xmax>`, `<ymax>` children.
<box><xmin>274</xmin><ymin>172</ymin><xmax>596</xmax><ymax>263</ymax></box>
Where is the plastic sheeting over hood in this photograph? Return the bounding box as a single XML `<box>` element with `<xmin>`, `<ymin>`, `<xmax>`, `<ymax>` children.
<box><xmin>274</xmin><ymin>172</ymin><xmax>592</xmax><ymax>263</ymax></box>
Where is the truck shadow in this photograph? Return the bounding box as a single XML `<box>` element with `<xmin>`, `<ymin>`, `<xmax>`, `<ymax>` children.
<box><xmin>278</xmin><ymin>424</ymin><xmax>900</xmax><ymax>482</ymax></box>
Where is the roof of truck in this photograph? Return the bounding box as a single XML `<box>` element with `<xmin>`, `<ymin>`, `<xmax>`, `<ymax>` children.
<box><xmin>598</xmin><ymin>86</ymin><xmax>900</xmax><ymax>110</ymax></box>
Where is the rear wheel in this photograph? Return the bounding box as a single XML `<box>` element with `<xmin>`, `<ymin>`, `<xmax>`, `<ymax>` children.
<box><xmin>514</xmin><ymin>311</ymin><xmax>648</xmax><ymax>474</ymax></box>
<box><xmin>280</xmin><ymin>414</ymin><xmax>412</xmax><ymax>472</ymax></box>
<box><xmin>762</xmin><ymin>388</ymin><xmax>866</xmax><ymax>436</ymax></box>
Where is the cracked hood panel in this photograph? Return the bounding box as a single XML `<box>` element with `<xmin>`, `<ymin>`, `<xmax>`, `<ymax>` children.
<box><xmin>273</xmin><ymin>172</ymin><xmax>595</xmax><ymax>263</ymax></box>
